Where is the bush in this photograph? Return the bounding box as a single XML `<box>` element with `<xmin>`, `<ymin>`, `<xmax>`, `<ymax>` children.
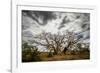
<box><xmin>22</xmin><ymin>48</ymin><xmax>41</xmax><ymax>62</ymax></box>
<box><xmin>47</xmin><ymin>52</ymin><xmax>53</xmax><ymax>57</ymax></box>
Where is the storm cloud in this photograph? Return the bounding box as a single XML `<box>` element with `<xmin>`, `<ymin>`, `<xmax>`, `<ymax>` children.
<box><xmin>22</xmin><ymin>10</ymin><xmax>90</xmax><ymax>44</ymax></box>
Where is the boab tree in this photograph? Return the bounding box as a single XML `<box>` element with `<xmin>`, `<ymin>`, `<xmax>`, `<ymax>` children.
<box><xmin>32</xmin><ymin>32</ymin><xmax>67</xmax><ymax>55</ymax></box>
<box><xmin>32</xmin><ymin>31</ymin><xmax>80</xmax><ymax>55</ymax></box>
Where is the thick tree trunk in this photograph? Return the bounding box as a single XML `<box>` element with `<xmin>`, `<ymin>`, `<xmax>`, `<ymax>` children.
<box><xmin>63</xmin><ymin>42</ymin><xmax>71</xmax><ymax>54</ymax></box>
<box><xmin>53</xmin><ymin>49</ymin><xmax>58</xmax><ymax>55</ymax></box>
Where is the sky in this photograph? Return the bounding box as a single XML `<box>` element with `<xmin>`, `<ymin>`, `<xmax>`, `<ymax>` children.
<box><xmin>22</xmin><ymin>10</ymin><xmax>90</xmax><ymax>45</ymax></box>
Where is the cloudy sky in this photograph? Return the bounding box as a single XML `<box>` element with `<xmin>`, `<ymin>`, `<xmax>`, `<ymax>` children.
<box><xmin>22</xmin><ymin>10</ymin><xmax>90</xmax><ymax>44</ymax></box>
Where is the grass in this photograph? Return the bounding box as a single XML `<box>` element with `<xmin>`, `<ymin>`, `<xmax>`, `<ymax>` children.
<box><xmin>22</xmin><ymin>50</ymin><xmax>90</xmax><ymax>62</ymax></box>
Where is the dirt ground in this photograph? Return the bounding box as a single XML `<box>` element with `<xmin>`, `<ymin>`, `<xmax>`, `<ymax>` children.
<box><xmin>39</xmin><ymin>52</ymin><xmax>90</xmax><ymax>61</ymax></box>
<box><xmin>22</xmin><ymin>50</ymin><xmax>90</xmax><ymax>62</ymax></box>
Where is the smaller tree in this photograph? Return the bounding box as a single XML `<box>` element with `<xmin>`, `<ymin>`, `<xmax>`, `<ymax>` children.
<box><xmin>22</xmin><ymin>42</ymin><xmax>41</xmax><ymax>62</ymax></box>
<box><xmin>22</xmin><ymin>42</ymin><xmax>28</xmax><ymax>49</ymax></box>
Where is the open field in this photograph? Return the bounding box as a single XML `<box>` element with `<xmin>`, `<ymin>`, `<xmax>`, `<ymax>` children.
<box><xmin>22</xmin><ymin>50</ymin><xmax>90</xmax><ymax>62</ymax></box>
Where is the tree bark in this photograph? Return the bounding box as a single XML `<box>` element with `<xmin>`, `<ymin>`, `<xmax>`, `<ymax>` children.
<box><xmin>63</xmin><ymin>42</ymin><xmax>71</xmax><ymax>54</ymax></box>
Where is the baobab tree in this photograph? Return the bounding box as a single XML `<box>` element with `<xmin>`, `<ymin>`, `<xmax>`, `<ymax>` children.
<box><xmin>32</xmin><ymin>30</ymin><xmax>81</xmax><ymax>55</ymax></box>
<box><xmin>32</xmin><ymin>31</ymin><xmax>67</xmax><ymax>55</ymax></box>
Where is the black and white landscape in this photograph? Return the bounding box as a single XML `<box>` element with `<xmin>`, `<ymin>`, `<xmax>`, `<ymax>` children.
<box><xmin>22</xmin><ymin>10</ymin><xmax>90</xmax><ymax>62</ymax></box>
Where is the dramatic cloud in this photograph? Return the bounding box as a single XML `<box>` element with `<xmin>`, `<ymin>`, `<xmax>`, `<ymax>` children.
<box><xmin>22</xmin><ymin>10</ymin><xmax>56</xmax><ymax>26</ymax></box>
<box><xmin>22</xmin><ymin>10</ymin><xmax>90</xmax><ymax>44</ymax></box>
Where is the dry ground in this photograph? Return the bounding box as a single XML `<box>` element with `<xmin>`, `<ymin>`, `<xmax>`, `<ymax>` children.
<box><xmin>38</xmin><ymin>51</ymin><xmax>90</xmax><ymax>61</ymax></box>
<box><xmin>22</xmin><ymin>50</ymin><xmax>90</xmax><ymax>62</ymax></box>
